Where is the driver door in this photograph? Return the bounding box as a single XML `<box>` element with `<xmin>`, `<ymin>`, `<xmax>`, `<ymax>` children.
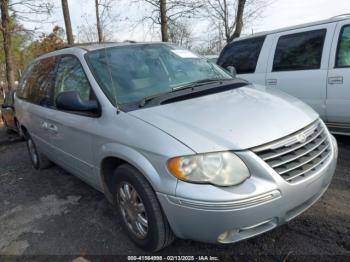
<box><xmin>44</xmin><ymin>55</ymin><xmax>100</xmax><ymax>185</ymax></box>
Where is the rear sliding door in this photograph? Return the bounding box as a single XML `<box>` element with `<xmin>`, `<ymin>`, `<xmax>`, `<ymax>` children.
<box><xmin>265</xmin><ymin>23</ymin><xmax>336</xmax><ymax>120</ymax></box>
<box><xmin>326</xmin><ymin>21</ymin><xmax>350</xmax><ymax>128</ymax></box>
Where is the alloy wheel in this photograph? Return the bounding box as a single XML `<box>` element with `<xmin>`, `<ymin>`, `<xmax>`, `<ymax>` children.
<box><xmin>117</xmin><ymin>182</ymin><xmax>149</xmax><ymax>239</ymax></box>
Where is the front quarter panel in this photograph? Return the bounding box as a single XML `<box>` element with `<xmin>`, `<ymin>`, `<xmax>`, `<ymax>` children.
<box><xmin>94</xmin><ymin>110</ymin><xmax>194</xmax><ymax>196</ymax></box>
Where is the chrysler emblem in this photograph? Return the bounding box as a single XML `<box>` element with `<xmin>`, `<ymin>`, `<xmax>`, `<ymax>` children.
<box><xmin>296</xmin><ymin>133</ymin><xmax>307</xmax><ymax>143</ymax></box>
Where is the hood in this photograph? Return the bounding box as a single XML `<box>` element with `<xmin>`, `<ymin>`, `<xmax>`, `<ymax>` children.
<box><xmin>129</xmin><ymin>85</ymin><xmax>318</xmax><ymax>153</ymax></box>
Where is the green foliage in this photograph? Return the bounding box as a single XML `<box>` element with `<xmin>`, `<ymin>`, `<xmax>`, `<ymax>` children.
<box><xmin>0</xmin><ymin>16</ymin><xmax>33</xmax><ymax>84</ymax></box>
<box><xmin>0</xmin><ymin>20</ymin><xmax>65</xmax><ymax>87</ymax></box>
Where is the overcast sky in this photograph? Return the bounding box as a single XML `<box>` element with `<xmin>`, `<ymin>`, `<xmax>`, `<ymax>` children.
<box><xmin>25</xmin><ymin>0</ymin><xmax>350</xmax><ymax>43</ymax></box>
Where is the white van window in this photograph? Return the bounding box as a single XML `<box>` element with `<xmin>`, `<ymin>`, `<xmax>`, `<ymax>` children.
<box><xmin>273</xmin><ymin>29</ymin><xmax>326</xmax><ymax>72</ymax></box>
<box><xmin>217</xmin><ymin>36</ymin><xmax>266</xmax><ymax>74</ymax></box>
<box><xmin>336</xmin><ymin>25</ymin><xmax>350</xmax><ymax>67</ymax></box>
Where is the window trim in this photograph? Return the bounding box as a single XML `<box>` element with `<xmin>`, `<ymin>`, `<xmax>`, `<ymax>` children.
<box><xmin>272</xmin><ymin>29</ymin><xmax>327</xmax><ymax>72</ymax></box>
<box><xmin>335</xmin><ymin>24</ymin><xmax>350</xmax><ymax>69</ymax></box>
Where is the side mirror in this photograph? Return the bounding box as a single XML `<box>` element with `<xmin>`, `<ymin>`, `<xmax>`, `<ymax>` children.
<box><xmin>56</xmin><ymin>91</ymin><xmax>98</xmax><ymax>113</ymax></box>
<box><xmin>226</xmin><ymin>66</ymin><xmax>237</xmax><ymax>78</ymax></box>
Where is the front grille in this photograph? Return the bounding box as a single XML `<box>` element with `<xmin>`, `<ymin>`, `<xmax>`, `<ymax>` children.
<box><xmin>252</xmin><ymin>120</ymin><xmax>331</xmax><ymax>183</ymax></box>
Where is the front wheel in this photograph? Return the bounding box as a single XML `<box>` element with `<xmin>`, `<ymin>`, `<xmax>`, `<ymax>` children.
<box><xmin>113</xmin><ymin>164</ymin><xmax>175</xmax><ymax>252</ymax></box>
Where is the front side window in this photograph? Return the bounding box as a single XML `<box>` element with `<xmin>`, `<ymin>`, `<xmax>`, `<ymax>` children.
<box><xmin>273</xmin><ymin>29</ymin><xmax>326</xmax><ymax>72</ymax></box>
<box><xmin>54</xmin><ymin>56</ymin><xmax>92</xmax><ymax>103</ymax></box>
<box><xmin>217</xmin><ymin>36</ymin><xmax>266</xmax><ymax>74</ymax></box>
<box><xmin>336</xmin><ymin>25</ymin><xmax>350</xmax><ymax>67</ymax></box>
<box><xmin>86</xmin><ymin>44</ymin><xmax>232</xmax><ymax>106</ymax></box>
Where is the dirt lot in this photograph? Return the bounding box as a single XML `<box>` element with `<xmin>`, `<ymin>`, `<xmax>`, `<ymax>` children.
<box><xmin>0</xmin><ymin>125</ymin><xmax>349</xmax><ymax>261</ymax></box>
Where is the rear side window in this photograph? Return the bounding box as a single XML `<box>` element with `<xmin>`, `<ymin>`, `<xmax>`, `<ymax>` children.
<box><xmin>17</xmin><ymin>62</ymin><xmax>36</xmax><ymax>100</ymax></box>
<box><xmin>217</xmin><ymin>36</ymin><xmax>266</xmax><ymax>74</ymax></box>
<box><xmin>336</xmin><ymin>25</ymin><xmax>350</xmax><ymax>68</ymax></box>
<box><xmin>17</xmin><ymin>57</ymin><xmax>58</xmax><ymax>106</ymax></box>
<box><xmin>273</xmin><ymin>29</ymin><xmax>326</xmax><ymax>71</ymax></box>
<box><xmin>54</xmin><ymin>56</ymin><xmax>92</xmax><ymax>103</ymax></box>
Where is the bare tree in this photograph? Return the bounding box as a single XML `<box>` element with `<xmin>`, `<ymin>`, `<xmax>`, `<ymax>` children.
<box><xmin>77</xmin><ymin>14</ymin><xmax>114</xmax><ymax>43</ymax></box>
<box><xmin>135</xmin><ymin>0</ymin><xmax>203</xmax><ymax>42</ymax></box>
<box><xmin>168</xmin><ymin>20</ymin><xmax>192</xmax><ymax>48</ymax></box>
<box><xmin>160</xmin><ymin>0</ymin><xmax>168</xmax><ymax>41</ymax></box>
<box><xmin>94</xmin><ymin>0</ymin><xmax>117</xmax><ymax>43</ymax></box>
<box><xmin>95</xmin><ymin>0</ymin><xmax>103</xmax><ymax>42</ymax></box>
<box><xmin>0</xmin><ymin>0</ymin><xmax>53</xmax><ymax>92</ymax></box>
<box><xmin>61</xmin><ymin>0</ymin><xmax>74</xmax><ymax>44</ymax></box>
<box><xmin>204</xmin><ymin>0</ymin><xmax>269</xmax><ymax>43</ymax></box>
<box><xmin>0</xmin><ymin>0</ymin><xmax>15</xmax><ymax>93</ymax></box>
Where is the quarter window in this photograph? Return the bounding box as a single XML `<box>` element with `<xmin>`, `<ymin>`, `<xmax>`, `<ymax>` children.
<box><xmin>217</xmin><ymin>36</ymin><xmax>266</xmax><ymax>74</ymax></box>
<box><xmin>273</xmin><ymin>29</ymin><xmax>326</xmax><ymax>72</ymax></box>
<box><xmin>54</xmin><ymin>56</ymin><xmax>92</xmax><ymax>103</ymax></box>
<box><xmin>336</xmin><ymin>25</ymin><xmax>350</xmax><ymax>68</ymax></box>
<box><xmin>17</xmin><ymin>57</ymin><xmax>58</xmax><ymax>105</ymax></box>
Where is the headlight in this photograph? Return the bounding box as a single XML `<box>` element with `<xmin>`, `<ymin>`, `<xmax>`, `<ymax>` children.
<box><xmin>167</xmin><ymin>152</ymin><xmax>250</xmax><ymax>186</ymax></box>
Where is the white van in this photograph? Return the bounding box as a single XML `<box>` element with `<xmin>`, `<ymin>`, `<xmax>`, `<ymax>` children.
<box><xmin>217</xmin><ymin>15</ymin><xmax>350</xmax><ymax>135</ymax></box>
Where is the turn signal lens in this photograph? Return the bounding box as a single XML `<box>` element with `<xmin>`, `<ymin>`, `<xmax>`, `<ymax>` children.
<box><xmin>167</xmin><ymin>157</ymin><xmax>187</xmax><ymax>180</ymax></box>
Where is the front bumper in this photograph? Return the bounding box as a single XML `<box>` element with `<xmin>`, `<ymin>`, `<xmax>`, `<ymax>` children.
<box><xmin>157</xmin><ymin>135</ymin><xmax>338</xmax><ymax>243</ymax></box>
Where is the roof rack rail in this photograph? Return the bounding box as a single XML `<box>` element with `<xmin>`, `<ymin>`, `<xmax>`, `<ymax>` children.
<box><xmin>330</xmin><ymin>14</ymin><xmax>350</xmax><ymax>20</ymax></box>
<box><xmin>55</xmin><ymin>41</ymin><xmax>120</xmax><ymax>50</ymax></box>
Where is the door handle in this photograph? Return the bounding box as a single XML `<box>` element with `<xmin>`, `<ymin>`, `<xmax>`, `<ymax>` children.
<box><xmin>266</xmin><ymin>79</ymin><xmax>277</xmax><ymax>86</ymax></box>
<box><xmin>41</xmin><ymin>121</ymin><xmax>49</xmax><ymax>130</ymax></box>
<box><xmin>47</xmin><ymin>124</ymin><xmax>58</xmax><ymax>134</ymax></box>
<box><xmin>328</xmin><ymin>76</ymin><xmax>343</xmax><ymax>85</ymax></box>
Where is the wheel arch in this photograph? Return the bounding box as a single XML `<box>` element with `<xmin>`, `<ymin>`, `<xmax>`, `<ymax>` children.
<box><xmin>99</xmin><ymin>144</ymin><xmax>163</xmax><ymax>204</ymax></box>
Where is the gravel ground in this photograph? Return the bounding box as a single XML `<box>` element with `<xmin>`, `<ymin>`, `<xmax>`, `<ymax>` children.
<box><xmin>0</xmin><ymin>125</ymin><xmax>349</xmax><ymax>262</ymax></box>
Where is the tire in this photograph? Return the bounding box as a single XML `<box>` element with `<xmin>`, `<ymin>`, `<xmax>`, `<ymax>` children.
<box><xmin>2</xmin><ymin>116</ymin><xmax>11</xmax><ymax>134</ymax></box>
<box><xmin>14</xmin><ymin>119</ymin><xmax>24</xmax><ymax>140</ymax></box>
<box><xmin>113</xmin><ymin>164</ymin><xmax>175</xmax><ymax>252</ymax></box>
<box><xmin>25</xmin><ymin>133</ymin><xmax>53</xmax><ymax>170</ymax></box>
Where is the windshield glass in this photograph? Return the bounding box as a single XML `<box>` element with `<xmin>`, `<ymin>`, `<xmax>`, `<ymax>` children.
<box><xmin>85</xmin><ymin>43</ymin><xmax>232</xmax><ymax>106</ymax></box>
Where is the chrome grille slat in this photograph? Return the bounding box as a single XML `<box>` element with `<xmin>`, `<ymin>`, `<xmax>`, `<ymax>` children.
<box><xmin>254</xmin><ymin>121</ymin><xmax>320</xmax><ymax>152</ymax></box>
<box><xmin>252</xmin><ymin>120</ymin><xmax>332</xmax><ymax>183</ymax></box>
<box><xmin>285</xmin><ymin>151</ymin><xmax>331</xmax><ymax>182</ymax></box>
<box><xmin>277</xmin><ymin>143</ymin><xmax>329</xmax><ymax>175</ymax></box>
<box><xmin>258</xmin><ymin>128</ymin><xmax>324</xmax><ymax>161</ymax></box>
<box><xmin>270</xmin><ymin>135</ymin><xmax>328</xmax><ymax>168</ymax></box>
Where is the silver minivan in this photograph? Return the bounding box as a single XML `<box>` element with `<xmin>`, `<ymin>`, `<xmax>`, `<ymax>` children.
<box><xmin>15</xmin><ymin>43</ymin><xmax>338</xmax><ymax>251</ymax></box>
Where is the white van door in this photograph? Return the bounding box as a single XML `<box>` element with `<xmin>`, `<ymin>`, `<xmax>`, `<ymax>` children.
<box><xmin>265</xmin><ymin>23</ymin><xmax>336</xmax><ymax>120</ymax></box>
<box><xmin>326</xmin><ymin>21</ymin><xmax>350</xmax><ymax>127</ymax></box>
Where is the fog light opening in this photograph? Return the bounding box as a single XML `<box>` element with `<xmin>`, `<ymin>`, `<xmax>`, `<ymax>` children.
<box><xmin>217</xmin><ymin>229</ymin><xmax>239</xmax><ymax>243</ymax></box>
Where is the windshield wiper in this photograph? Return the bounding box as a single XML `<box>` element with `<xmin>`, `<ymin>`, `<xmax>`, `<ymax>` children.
<box><xmin>172</xmin><ymin>78</ymin><xmax>232</xmax><ymax>91</ymax></box>
<box><xmin>139</xmin><ymin>78</ymin><xmax>233</xmax><ymax>108</ymax></box>
<box><xmin>139</xmin><ymin>91</ymin><xmax>171</xmax><ymax>108</ymax></box>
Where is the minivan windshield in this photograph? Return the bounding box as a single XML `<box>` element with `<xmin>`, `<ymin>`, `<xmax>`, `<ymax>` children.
<box><xmin>85</xmin><ymin>43</ymin><xmax>232</xmax><ymax>106</ymax></box>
